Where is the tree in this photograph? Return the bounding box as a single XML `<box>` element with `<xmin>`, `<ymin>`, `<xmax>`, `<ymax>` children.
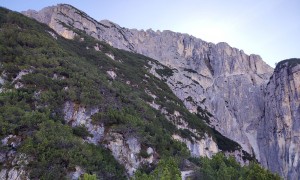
<box><xmin>191</xmin><ymin>153</ymin><xmax>281</xmax><ymax>180</ymax></box>
<box><xmin>133</xmin><ymin>157</ymin><xmax>181</xmax><ymax>180</ymax></box>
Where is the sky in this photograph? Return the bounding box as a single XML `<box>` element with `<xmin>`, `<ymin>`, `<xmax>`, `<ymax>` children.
<box><xmin>1</xmin><ymin>0</ymin><xmax>300</xmax><ymax>68</ymax></box>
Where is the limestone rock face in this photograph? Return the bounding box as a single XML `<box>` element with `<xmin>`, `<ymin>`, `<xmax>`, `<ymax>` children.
<box><xmin>172</xmin><ymin>134</ymin><xmax>218</xmax><ymax>158</ymax></box>
<box><xmin>63</xmin><ymin>101</ymin><xmax>104</xmax><ymax>144</ymax></box>
<box><xmin>22</xmin><ymin>6</ymin><xmax>273</xmax><ymax>158</ymax></box>
<box><xmin>22</xmin><ymin>6</ymin><xmax>77</xmax><ymax>39</ymax></box>
<box><xmin>0</xmin><ymin>136</ymin><xmax>29</xmax><ymax>180</ymax></box>
<box><xmin>62</xmin><ymin>102</ymin><xmax>155</xmax><ymax>176</ymax></box>
<box><xmin>104</xmin><ymin>132</ymin><xmax>154</xmax><ymax>176</ymax></box>
<box><xmin>22</xmin><ymin>3</ymin><xmax>273</xmax><ymax>156</ymax></box>
<box><xmin>23</xmin><ymin>4</ymin><xmax>300</xmax><ymax>178</ymax></box>
<box><xmin>258</xmin><ymin>61</ymin><xmax>300</xmax><ymax>179</ymax></box>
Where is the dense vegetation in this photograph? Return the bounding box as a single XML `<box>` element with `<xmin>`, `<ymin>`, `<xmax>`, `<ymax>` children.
<box><xmin>0</xmin><ymin>7</ymin><xmax>126</xmax><ymax>179</ymax></box>
<box><xmin>0</xmin><ymin>7</ymin><xmax>281</xmax><ymax>179</ymax></box>
<box><xmin>133</xmin><ymin>154</ymin><xmax>281</xmax><ymax>180</ymax></box>
<box><xmin>189</xmin><ymin>153</ymin><xmax>281</xmax><ymax>180</ymax></box>
<box><xmin>133</xmin><ymin>157</ymin><xmax>181</xmax><ymax>180</ymax></box>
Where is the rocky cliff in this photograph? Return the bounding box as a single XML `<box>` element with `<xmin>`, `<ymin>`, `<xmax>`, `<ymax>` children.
<box><xmin>258</xmin><ymin>59</ymin><xmax>300</xmax><ymax>179</ymax></box>
<box><xmin>22</xmin><ymin>4</ymin><xmax>300</xmax><ymax>178</ymax></box>
<box><xmin>1</xmin><ymin>6</ymin><xmax>284</xmax><ymax>179</ymax></box>
<box><xmin>63</xmin><ymin>101</ymin><xmax>155</xmax><ymax>176</ymax></box>
<box><xmin>22</xmin><ymin>4</ymin><xmax>273</xmax><ymax>157</ymax></box>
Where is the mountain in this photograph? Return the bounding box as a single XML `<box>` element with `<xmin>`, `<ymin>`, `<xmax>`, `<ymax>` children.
<box><xmin>22</xmin><ymin>4</ymin><xmax>273</xmax><ymax>157</ymax></box>
<box><xmin>0</xmin><ymin>6</ymin><xmax>279</xmax><ymax>180</ymax></box>
<box><xmin>21</xmin><ymin>4</ymin><xmax>300</xmax><ymax>179</ymax></box>
<box><xmin>0</xmin><ymin>3</ymin><xmax>296</xmax><ymax>179</ymax></box>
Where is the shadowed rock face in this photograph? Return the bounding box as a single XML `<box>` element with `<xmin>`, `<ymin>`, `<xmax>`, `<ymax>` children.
<box><xmin>22</xmin><ymin>4</ymin><xmax>299</xmax><ymax>178</ymax></box>
<box><xmin>258</xmin><ymin>60</ymin><xmax>300</xmax><ymax>179</ymax></box>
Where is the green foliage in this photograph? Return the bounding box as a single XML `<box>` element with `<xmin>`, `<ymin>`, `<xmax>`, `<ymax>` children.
<box><xmin>20</xmin><ymin>120</ymin><xmax>125</xmax><ymax>179</ymax></box>
<box><xmin>80</xmin><ymin>173</ymin><xmax>97</xmax><ymax>180</ymax></box>
<box><xmin>179</xmin><ymin>128</ymin><xmax>196</xmax><ymax>142</ymax></box>
<box><xmin>72</xmin><ymin>125</ymin><xmax>92</xmax><ymax>138</ymax></box>
<box><xmin>21</xmin><ymin>120</ymin><xmax>80</xmax><ymax>179</ymax></box>
<box><xmin>0</xmin><ymin>8</ymin><xmax>126</xmax><ymax>179</ymax></box>
<box><xmin>190</xmin><ymin>153</ymin><xmax>281</xmax><ymax>180</ymax></box>
<box><xmin>139</xmin><ymin>149</ymin><xmax>151</xmax><ymax>159</ymax></box>
<box><xmin>133</xmin><ymin>157</ymin><xmax>181</xmax><ymax>180</ymax></box>
<box><xmin>211</xmin><ymin>128</ymin><xmax>241</xmax><ymax>152</ymax></box>
<box><xmin>155</xmin><ymin>68</ymin><xmax>174</xmax><ymax>77</ymax></box>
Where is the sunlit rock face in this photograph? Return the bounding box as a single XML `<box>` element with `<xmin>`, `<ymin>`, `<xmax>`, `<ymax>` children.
<box><xmin>172</xmin><ymin>134</ymin><xmax>218</xmax><ymax>158</ymax></box>
<box><xmin>63</xmin><ymin>101</ymin><xmax>155</xmax><ymax>176</ymax></box>
<box><xmin>23</xmin><ymin>5</ymin><xmax>272</xmax><ymax>159</ymax></box>
<box><xmin>23</xmin><ymin>6</ymin><xmax>76</xmax><ymax>39</ymax></box>
<box><xmin>24</xmin><ymin>4</ymin><xmax>300</xmax><ymax>178</ymax></box>
<box><xmin>63</xmin><ymin>101</ymin><xmax>104</xmax><ymax>144</ymax></box>
<box><xmin>258</xmin><ymin>60</ymin><xmax>300</xmax><ymax>179</ymax></box>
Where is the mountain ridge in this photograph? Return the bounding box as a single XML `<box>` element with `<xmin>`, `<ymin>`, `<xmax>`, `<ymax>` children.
<box><xmin>21</xmin><ymin>3</ymin><xmax>273</xmax><ymax>157</ymax></box>
<box><xmin>0</xmin><ymin>4</ymin><xmax>299</xmax><ymax>179</ymax></box>
<box><xmin>22</xmin><ymin>3</ymin><xmax>269</xmax><ymax>63</ymax></box>
<box><xmin>21</xmin><ymin>4</ymin><xmax>300</xmax><ymax>179</ymax></box>
<box><xmin>1</xmin><ymin>6</ymin><xmax>272</xmax><ymax>179</ymax></box>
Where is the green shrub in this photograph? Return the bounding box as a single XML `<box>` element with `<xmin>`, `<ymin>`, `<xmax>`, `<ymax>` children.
<box><xmin>133</xmin><ymin>157</ymin><xmax>181</xmax><ymax>180</ymax></box>
<box><xmin>80</xmin><ymin>173</ymin><xmax>97</xmax><ymax>180</ymax></box>
<box><xmin>155</xmin><ymin>68</ymin><xmax>174</xmax><ymax>77</ymax></box>
<box><xmin>190</xmin><ymin>153</ymin><xmax>281</xmax><ymax>180</ymax></box>
<box><xmin>72</xmin><ymin>125</ymin><xmax>93</xmax><ymax>138</ymax></box>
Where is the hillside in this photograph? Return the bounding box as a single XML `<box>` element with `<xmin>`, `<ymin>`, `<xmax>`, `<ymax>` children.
<box><xmin>22</xmin><ymin>4</ymin><xmax>273</xmax><ymax>158</ymax></box>
<box><xmin>21</xmin><ymin>4</ymin><xmax>300</xmax><ymax>179</ymax></box>
<box><xmin>0</xmin><ymin>5</ymin><xmax>287</xmax><ymax>180</ymax></box>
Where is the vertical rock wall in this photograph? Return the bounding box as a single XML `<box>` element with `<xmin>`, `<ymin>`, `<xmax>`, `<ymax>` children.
<box><xmin>258</xmin><ymin>61</ymin><xmax>300</xmax><ymax>179</ymax></box>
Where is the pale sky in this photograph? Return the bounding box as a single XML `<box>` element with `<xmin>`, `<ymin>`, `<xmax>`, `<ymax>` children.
<box><xmin>1</xmin><ymin>0</ymin><xmax>300</xmax><ymax>67</ymax></box>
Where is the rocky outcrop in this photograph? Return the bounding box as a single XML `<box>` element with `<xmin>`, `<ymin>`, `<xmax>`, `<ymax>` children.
<box><xmin>258</xmin><ymin>59</ymin><xmax>300</xmax><ymax>179</ymax></box>
<box><xmin>64</xmin><ymin>101</ymin><xmax>104</xmax><ymax>144</ymax></box>
<box><xmin>104</xmin><ymin>132</ymin><xmax>154</xmax><ymax>176</ymax></box>
<box><xmin>0</xmin><ymin>135</ymin><xmax>29</xmax><ymax>180</ymax></box>
<box><xmin>0</xmin><ymin>72</ymin><xmax>5</xmax><ymax>93</ymax></box>
<box><xmin>172</xmin><ymin>134</ymin><xmax>218</xmax><ymax>158</ymax></box>
<box><xmin>67</xmin><ymin>166</ymin><xmax>85</xmax><ymax>180</ymax></box>
<box><xmin>23</xmin><ymin>6</ymin><xmax>76</xmax><ymax>39</ymax></box>
<box><xmin>63</xmin><ymin>102</ymin><xmax>155</xmax><ymax>176</ymax></box>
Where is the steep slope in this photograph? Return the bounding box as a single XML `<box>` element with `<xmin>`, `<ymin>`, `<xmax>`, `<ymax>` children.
<box><xmin>0</xmin><ymin>7</ymin><xmax>255</xmax><ymax>179</ymax></box>
<box><xmin>258</xmin><ymin>59</ymin><xmax>300</xmax><ymax>179</ymax></box>
<box><xmin>22</xmin><ymin>4</ymin><xmax>273</xmax><ymax>158</ymax></box>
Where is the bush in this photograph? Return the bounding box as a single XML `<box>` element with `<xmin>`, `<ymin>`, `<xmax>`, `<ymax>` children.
<box><xmin>139</xmin><ymin>149</ymin><xmax>150</xmax><ymax>159</ymax></box>
<box><xmin>72</xmin><ymin>125</ymin><xmax>93</xmax><ymax>138</ymax></box>
<box><xmin>190</xmin><ymin>153</ymin><xmax>281</xmax><ymax>180</ymax></box>
<box><xmin>80</xmin><ymin>173</ymin><xmax>97</xmax><ymax>180</ymax></box>
<box><xmin>133</xmin><ymin>157</ymin><xmax>181</xmax><ymax>180</ymax></box>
